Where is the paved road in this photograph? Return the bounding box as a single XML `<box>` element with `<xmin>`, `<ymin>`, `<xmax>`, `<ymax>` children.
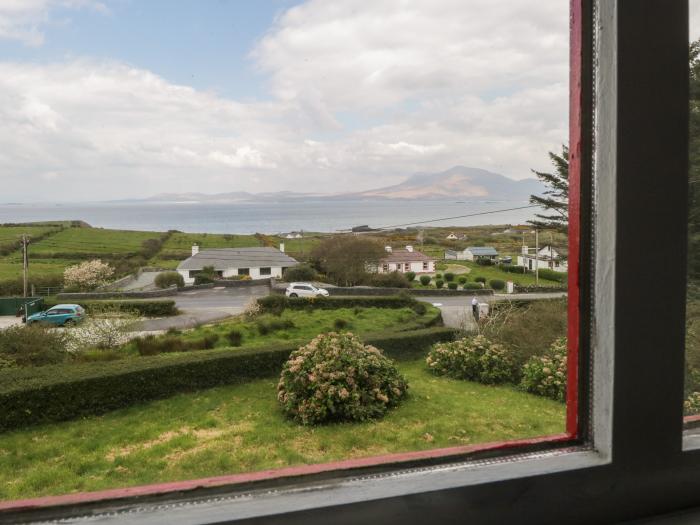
<box><xmin>121</xmin><ymin>271</ymin><xmax>162</xmax><ymax>291</ymax></box>
<box><xmin>135</xmin><ymin>285</ymin><xmax>270</xmax><ymax>331</ymax></box>
<box><xmin>421</xmin><ymin>292</ymin><xmax>567</xmax><ymax>330</ymax></box>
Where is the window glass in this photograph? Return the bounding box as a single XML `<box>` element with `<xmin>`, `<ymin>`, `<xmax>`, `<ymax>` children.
<box><xmin>0</xmin><ymin>1</ymin><xmax>573</xmax><ymax>503</ymax></box>
<box><xmin>686</xmin><ymin>1</ymin><xmax>700</xmax><ymax>420</ymax></box>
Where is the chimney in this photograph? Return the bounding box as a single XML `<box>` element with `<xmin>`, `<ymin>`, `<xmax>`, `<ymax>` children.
<box><xmin>385</xmin><ymin>246</ymin><xmax>392</xmax><ymax>253</ymax></box>
<box><xmin>405</xmin><ymin>245</ymin><xmax>413</xmax><ymax>253</ymax></box>
<box><xmin>280</xmin><ymin>242</ymin><xmax>285</xmax><ymax>253</ymax></box>
<box><xmin>192</xmin><ymin>244</ymin><xmax>199</xmax><ymax>256</ymax></box>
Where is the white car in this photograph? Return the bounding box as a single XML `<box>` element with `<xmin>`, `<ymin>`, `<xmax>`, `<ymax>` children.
<box><xmin>285</xmin><ymin>282</ymin><xmax>330</xmax><ymax>298</ymax></box>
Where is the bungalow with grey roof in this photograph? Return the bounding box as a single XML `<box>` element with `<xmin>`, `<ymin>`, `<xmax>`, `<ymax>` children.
<box><xmin>177</xmin><ymin>245</ymin><xmax>298</xmax><ymax>284</ymax></box>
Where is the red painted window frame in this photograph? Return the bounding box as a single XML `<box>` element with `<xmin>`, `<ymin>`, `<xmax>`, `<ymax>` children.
<box><xmin>0</xmin><ymin>0</ymin><xmax>587</xmax><ymax>514</ymax></box>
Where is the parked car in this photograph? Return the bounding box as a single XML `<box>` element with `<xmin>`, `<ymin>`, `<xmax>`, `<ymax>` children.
<box><xmin>26</xmin><ymin>304</ymin><xmax>86</xmax><ymax>326</ymax></box>
<box><xmin>285</xmin><ymin>282</ymin><xmax>330</xmax><ymax>298</ymax></box>
<box><xmin>500</xmin><ymin>256</ymin><xmax>513</xmax><ymax>264</ymax></box>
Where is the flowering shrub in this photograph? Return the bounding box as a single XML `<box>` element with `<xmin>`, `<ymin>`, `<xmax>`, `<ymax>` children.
<box><xmin>685</xmin><ymin>392</ymin><xmax>700</xmax><ymax>416</ymax></box>
<box><xmin>64</xmin><ymin>259</ymin><xmax>114</xmax><ymax>291</ymax></box>
<box><xmin>520</xmin><ymin>337</ymin><xmax>567</xmax><ymax>401</ymax></box>
<box><xmin>243</xmin><ymin>297</ymin><xmax>263</xmax><ymax>319</ymax></box>
<box><xmin>277</xmin><ymin>332</ymin><xmax>409</xmax><ymax>425</ymax></box>
<box><xmin>426</xmin><ymin>334</ymin><xmax>517</xmax><ymax>384</ymax></box>
<box><xmin>65</xmin><ymin>314</ymin><xmax>137</xmax><ymax>353</ymax></box>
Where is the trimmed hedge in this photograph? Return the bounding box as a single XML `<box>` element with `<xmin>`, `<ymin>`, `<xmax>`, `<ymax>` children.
<box><xmin>258</xmin><ymin>294</ymin><xmax>422</xmax><ymax>313</ymax></box>
<box><xmin>537</xmin><ymin>268</ymin><xmax>566</xmax><ymax>283</ymax></box>
<box><xmin>44</xmin><ymin>299</ymin><xmax>178</xmax><ymax>317</ymax></box>
<box><xmin>0</xmin><ymin>327</ymin><xmax>455</xmax><ymax>432</ymax></box>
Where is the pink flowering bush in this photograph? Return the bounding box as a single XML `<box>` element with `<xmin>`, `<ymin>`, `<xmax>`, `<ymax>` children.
<box><xmin>277</xmin><ymin>332</ymin><xmax>408</xmax><ymax>425</ymax></box>
<box><xmin>426</xmin><ymin>334</ymin><xmax>517</xmax><ymax>384</ymax></box>
<box><xmin>520</xmin><ymin>337</ymin><xmax>567</xmax><ymax>401</ymax></box>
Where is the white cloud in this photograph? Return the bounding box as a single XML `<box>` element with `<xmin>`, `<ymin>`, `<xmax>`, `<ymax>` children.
<box><xmin>0</xmin><ymin>1</ymin><xmax>570</xmax><ymax>201</ymax></box>
<box><xmin>0</xmin><ymin>0</ymin><xmax>106</xmax><ymax>46</ymax></box>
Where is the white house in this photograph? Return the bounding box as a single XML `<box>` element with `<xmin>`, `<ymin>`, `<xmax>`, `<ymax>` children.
<box><xmin>446</xmin><ymin>232</ymin><xmax>458</xmax><ymax>240</ymax></box>
<box><xmin>284</xmin><ymin>231</ymin><xmax>303</xmax><ymax>239</ymax></box>
<box><xmin>445</xmin><ymin>246</ymin><xmax>499</xmax><ymax>262</ymax></box>
<box><xmin>177</xmin><ymin>245</ymin><xmax>298</xmax><ymax>284</ymax></box>
<box><xmin>517</xmin><ymin>245</ymin><xmax>568</xmax><ymax>272</ymax></box>
<box><xmin>376</xmin><ymin>245</ymin><xmax>435</xmax><ymax>274</ymax></box>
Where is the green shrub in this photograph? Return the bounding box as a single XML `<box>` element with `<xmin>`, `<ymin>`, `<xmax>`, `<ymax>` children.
<box><xmin>538</xmin><ymin>268</ymin><xmax>566</xmax><ymax>283</ymax></box>
<box><xmin>277</xmin><ymin>332</ymin><xmax>409</xmax><ymax>425</ymax></box>
<box><xmin>447</xmin><ymin>282</ymin><xmax>458</xmax><ymax>290</ymax></box>
<box><xmin>370</xmin><ymin>272</ymin><xmax>410</xmax><ymax>288</ymax></box>
<box><xmin>46</xmin><ymin>300</ymin><xmax>178</xmax><ymax>317</ymax></box>
<box><xmin>685</xmin><ymin>391</ymin><xmax>700</xmax><ymax>416</ymax></box>
<box><xmin>435</xmin><ymin>279</ymin><xmax>444</xmax><ymax>289</ymax></box>
<box><xmin>0</xmin><ymin>327</ymin><xmax>454</xmax><ymax>431</ymax></box>
<box><xmin>501</xmin><ymin>265</ymin><xmax>526</xmax><ymax>274</ymax></box>
<box><xmin>476</xmin><ymin>258</ymin><xmax>494</xmax><ymax>266</ymax></box>
<box><xmin>284</xmin><ymin>264</ymin><xmax>316</xmax><ymax>282</ymax></box>
<box><xmin>134</xmin><ymin>333</ymin><xmax>219</xmax><ymax>355</ymax></box>
<box><xmin>463</xmin><ymin>283</ymin><xmax>482</xmax><ymax>290</ymax></box>
<box><xmin>0</xmin><ymin>325</ymin><xmax>69</xmax><ymax>367</ymax></box>
<box><xmin>257</xmin><ymin>317</ymin><xmax>295</xmax><ymax>335</ymax></box>
<box><xmin>333</xmin><ymin>318</ymin><xmax>349</xmax><ymax>330</ymax></box>
<box><xmin>435</xmin><ymin>273</ymin><xmax>443</xmax><ymax>280</ymax></box>
<box><xmin>520</xmin><ymin>337</ymin><xmax>567</xmax><ymax>401</ymax></box>
<box><xmin>154</xmin><ymin>271</ymin><xmax>185</xmax><ymax>289</ymax></box>
<box><xmin>426</xmin><ymin>335</ymin><xmax>517</xmax><ymax>384</ymax></box>
<box><xmin>444</xmin><ymin>272</ymin><xmax>455</xmax><ymax>282</ymax></box>
<box><xmin>412</xmin><ymin>302</ymin><xmax>427</xmax><ymax>315</ymax></box>
<box><xmin>226</xmin><ymin>329</ymin><xmax>244</xmax><ymax>347</ymax></box>
<box><xmin>419</xmin><ymin>275</ymin><xmax>431</xmax><ymax>286</ymax></box>
<box><xmin>489</xmin><ymin>279</ymin><xmax>506</xmax><ymax>291</ymax></box>
<box><xmin>405</xmin><ymin>271</ymin><xmax>416</xmax><ymax>282</ymax></box>
<box><xmin>258</xmin><ymin>295</ymin><xmax>420</xmax><ymax>313</ymax></box>
<box><xmin>458</xmin><ymin>276</ymin><xmax>467</xmax><ymax>284</ymax></box>
<box><xmin>482</xmin><ymin>299</ymin><xmax>567</xmax><ymax>366</ymax></box>
<box><xmin>474</xmin><ymin>276</ymin><xmax>487</xmax><ymax>284</ymax></box>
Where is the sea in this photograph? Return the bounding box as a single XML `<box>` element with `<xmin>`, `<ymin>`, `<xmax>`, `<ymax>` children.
<box><xmin>0</xmin><ymin>200</ymin><xmax>542</xmax><ymax>234</ymax></box>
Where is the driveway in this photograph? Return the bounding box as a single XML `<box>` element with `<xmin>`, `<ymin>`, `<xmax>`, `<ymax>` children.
<box><xmin>0</xmin><ymin>316</ymin><xmax>22</xmax><ymax>330</ymax></box>
<box><xmin>134</xmin><ymin>285</ymin><xmax>270</xmax><ymax>331</ymax></box>
<box><xmin>420</xmin><ymin>292</ymin><xmax>567</xmax><ymax>331</ymax></box>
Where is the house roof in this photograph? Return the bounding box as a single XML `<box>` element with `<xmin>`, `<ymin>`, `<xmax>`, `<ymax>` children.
<box><xmin>466</xmin><ymin>247</ymin><xmax>499</xmax><ymax>256</ymax></box>
<box><xmin>177</xmin><ymin>247</ymin><xmax>298</xmax><ymax>271</ymax></box>
<box><xmin>381</xmin><ymin>249</ymin><xmax>434</xmax><ymax>263</ymax></box>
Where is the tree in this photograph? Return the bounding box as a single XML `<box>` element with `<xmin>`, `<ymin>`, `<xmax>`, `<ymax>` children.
<box><xmin>63</xmin><ymin>259</ymin><xmax>114</xmax><ymax>291</ymax></box>
<box><xmin>311</xmin><ymin>236</ymin><xmax>385</xmax><ymax>286</ymax></box>
<box><xmin>528</xmin><ymin>145</ymin><xmax>569</xmax><ymax>232</ymax></box>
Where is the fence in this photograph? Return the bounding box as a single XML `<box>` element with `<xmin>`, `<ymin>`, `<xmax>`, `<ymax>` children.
<box><xmin>0</xmin><ymin>297</ymin><xmax>44</xmax><ymax>316</ymax></box>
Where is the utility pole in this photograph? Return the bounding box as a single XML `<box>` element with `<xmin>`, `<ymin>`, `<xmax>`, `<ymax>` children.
<box><xmin>21</xmin><ymin>234</ymin><xmax>29</xmax><ymax>298</ymax></box>
<box><xmin>534</xmin><ymin>229</ymin><xmax>539</xmax><ymax>286</ymax></box>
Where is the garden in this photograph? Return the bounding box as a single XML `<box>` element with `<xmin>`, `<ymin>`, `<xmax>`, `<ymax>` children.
<box><xmin>0</xmin><ymin>296</ymin><xmax>574</xmax><ymax>500</ymax></box>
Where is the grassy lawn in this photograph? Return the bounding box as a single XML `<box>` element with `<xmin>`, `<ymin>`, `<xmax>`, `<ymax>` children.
<box><xmin>0</xmin><ymin>258</ymin><xmax>79</xmax><ymax>281</ymax></box>
<box><xmin>435</xmin><ymin>261</ymin><xmax>563</xmax><ymax>287</ymax></box>
<box><xmin>123</xmin><ymin>306</ymin><xmax>442</xmax><ymax>354</ymax></box>
<box><xmin>27</xmin><ymin>228</ymin><xmax>161</xmax><ymax>257</ymax></box>
<box><xmin>0</xmin><ymin>359</ymin><xmax>564</xmax><ymax>500</ymax></box>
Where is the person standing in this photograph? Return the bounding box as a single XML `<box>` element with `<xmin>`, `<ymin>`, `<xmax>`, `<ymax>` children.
<box><xmin>471</xmin><ymin>296</ymin><xmax>479</xmax><ymax>321</ymax></box>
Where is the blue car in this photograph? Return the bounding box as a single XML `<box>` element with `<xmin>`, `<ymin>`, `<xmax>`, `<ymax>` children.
<box><xmin>26</xmin><ymin>304</ymin><xmax>86</xmax><ymax>326</ymax></box>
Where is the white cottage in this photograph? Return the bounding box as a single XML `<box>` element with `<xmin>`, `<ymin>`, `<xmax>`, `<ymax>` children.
<box><xmin>377</xmin><ymin>245</ymin><xmax>435</xmax><ymax>274</ymax></box>
<box><xmin>445</xmin><ymin>246</ymin><xmax>499</xmax><ymax>261</ymax></box>
<box><xmin>517</xmin><ymin>245</ymin><xmax>568</xmax><ymax>272</ymax></box>
<box><xmin>177</xmin><ymin>245</ymin><xmax>298</xmax><ymax>284</ymax></box>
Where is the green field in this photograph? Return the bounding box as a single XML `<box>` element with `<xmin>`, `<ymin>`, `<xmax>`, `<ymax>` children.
<box><xmin>0</xmin><ymin>226</ymin><xmax>60</xmax><ymax>246</ymax></box>
<box><xmin>0</xmin><ymin>359</ymin><xmax>564</xmax><ymax>500</ymax></box>
<box><xmin>27</xmin><ymin>228</ymin><xmax>161</xmax><ymax>257</ymax></box>
<box><xmin>159</xmin><ymin>232</ymin><xmax>262</xmax><ymax>255</ymax></box>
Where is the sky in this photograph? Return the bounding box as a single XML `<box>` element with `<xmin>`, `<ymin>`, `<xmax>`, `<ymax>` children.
<box><xmin>0</xmin><ymin>0</ymin><xmax>569</xmax><ymax>202</ymax></box>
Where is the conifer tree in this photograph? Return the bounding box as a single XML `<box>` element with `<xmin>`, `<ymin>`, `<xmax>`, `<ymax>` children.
<box><xmin>528</xmin><ymin>145</ymin><xmax>569</xmax><ymax>232</ymax></box>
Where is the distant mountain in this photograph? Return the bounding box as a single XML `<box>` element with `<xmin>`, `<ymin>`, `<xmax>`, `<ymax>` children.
<box><xmin>341</xmin><ymin>166</ymin><xmax>543</xmax><ymax>201</ymax></box>
<box><xmin>136</xmin><ymin>166</ymin><xmax>544</xmax><ymax>203</ymax></box>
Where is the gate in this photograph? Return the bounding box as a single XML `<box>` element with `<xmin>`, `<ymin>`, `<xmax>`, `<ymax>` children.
<box><xmin>0</xmin><ymin>297</ymin><xmax>44</xmax><ymax>316</ymax></box>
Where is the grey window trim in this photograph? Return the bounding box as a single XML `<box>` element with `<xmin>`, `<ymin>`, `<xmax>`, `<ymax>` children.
<box><xmin>5</xmin><ymin>2</ymin><xmax>697</xmax><ymax>523</ymax></box>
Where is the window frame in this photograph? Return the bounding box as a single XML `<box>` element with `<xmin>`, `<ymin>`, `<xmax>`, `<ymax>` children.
<box><xmin>1</xmin><ymin>1</ymin><xmax>696</xmax><ymax>522</ymax></box>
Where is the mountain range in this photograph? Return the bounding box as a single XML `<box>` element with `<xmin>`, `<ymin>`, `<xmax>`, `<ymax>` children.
<box><xmin>137</xmin><ymin>166</ymin><xmax>544</xmax><ymax>203</ymax></box>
